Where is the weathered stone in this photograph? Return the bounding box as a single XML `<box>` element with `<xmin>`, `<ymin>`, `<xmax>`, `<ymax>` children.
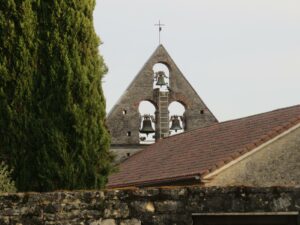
<box><xmin>154</xmin><ymin>200</ymin><xmax>184</xmax><ymax>213</ymax></box>
<box><xmin>160</xmin><ymin>188</ymin><xmax>187</xmax><ymax>200</ymax></box>
<box><xmin>131</xmin><ymin>201</ymin><xmax>155</xmax><ymax>213</ymax></box>
<box><xmin>132</xmin><ymin>188</ymin><xmax>159</xmax><ymax>197</ymax></box>
<box><xmin>0</xmin><ymin>187</ymin><xmax>299</xmax><ymax>224</ymax></box>
<box><xmin>104</xmin><ymin>200</ymin><xmax>129</xmax><ymax>218</ymax></box>
<box><xmin>99</xmin><ymin>219</ymin><xmax>116</xmax><ymax>225</ymax></box>
<box><xmin>44</xmin><ymin>203</ymin><xmax>62</xmax><ymax>213</ymax></box>
<box><xmin>0</xmin><ymin>216</ymin><xmax>10</xmax><ymax>224</ymax></box>
<box><xmin>90</xmin><ymin>220</ymin><xmax>102</xmax><ymax>225</ymax></box>
<box><xmin>120</xmin><ymin>218</ymin><xmax>141</xmax><ymax>225</ymax></box>
<box><xmin>272</xmin><ymin>194</ymin><xmax>292</xmax><ymax>211</ymax></box>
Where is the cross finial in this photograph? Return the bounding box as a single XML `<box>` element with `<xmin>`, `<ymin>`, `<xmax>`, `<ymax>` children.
<box><xmin>154</xmin><ymin>20</ymin><xmax>165</xmax><ymax>44</ymax></box>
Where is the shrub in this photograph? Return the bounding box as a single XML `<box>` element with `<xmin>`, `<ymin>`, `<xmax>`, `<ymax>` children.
<box><xmin>0</xmin><ymin>161</ymin><xmax>16</xmax><ymax>192</ymax></box>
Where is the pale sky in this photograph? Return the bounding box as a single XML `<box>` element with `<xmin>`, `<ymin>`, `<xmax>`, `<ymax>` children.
<box><xmin>94</xmin><ymin>0</ymin><xmax>300</xmax><ymax>121</ymax></box>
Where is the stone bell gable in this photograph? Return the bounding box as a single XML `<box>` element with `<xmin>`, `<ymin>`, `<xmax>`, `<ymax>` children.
<box><xmin>107</xmin><ymin>44</ymin><xmax>217</xmax><ymax>146</ymax></box>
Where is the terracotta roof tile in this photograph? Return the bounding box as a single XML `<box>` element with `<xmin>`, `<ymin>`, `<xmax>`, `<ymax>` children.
<box><xmin>108</xmin><ymin>104</ymin><xmax>300</xmax><ymax>188</ymax></box>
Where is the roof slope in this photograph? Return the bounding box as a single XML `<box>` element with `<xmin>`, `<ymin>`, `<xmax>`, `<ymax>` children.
<box><xmin>108</xmin><ymin>105</ymin><xmax>300</xmax><ymax>188</ymax></box>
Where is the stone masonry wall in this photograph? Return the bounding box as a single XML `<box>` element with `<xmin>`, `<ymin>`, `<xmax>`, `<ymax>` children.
<box><xmin>206</xmin><ymin>126</ymin><xmax>300</xmax><ymax>187</ymax></box>
<box><xmin>0</xmin><ymin>186</ymin><xmax>300</xmax><ymax>225</ymax></box>
<box><xmin>107</xmin><ymin>45</ymin><xmax>217</xmax><ymax>145</ymax></box>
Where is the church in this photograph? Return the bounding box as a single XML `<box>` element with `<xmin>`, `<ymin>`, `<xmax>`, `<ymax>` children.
<box><xmin>106</xmin><ymin>44</ymin><xmax>300</xmax><ymax>188</ymax></box>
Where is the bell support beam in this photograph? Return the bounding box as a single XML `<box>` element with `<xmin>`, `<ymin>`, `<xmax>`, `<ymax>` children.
<box><xmin>156</xmin><ymin>91</ymin><xmax>169</xmax><ymax>139</ymax></box>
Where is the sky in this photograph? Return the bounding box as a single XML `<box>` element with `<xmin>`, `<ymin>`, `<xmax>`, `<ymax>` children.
<box><xmin>94</xmin><ymin>0</ymin><xmax>300</xmax><ymax>122</ymax></box>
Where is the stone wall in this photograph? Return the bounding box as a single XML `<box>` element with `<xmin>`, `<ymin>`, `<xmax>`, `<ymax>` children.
<box><xmin>206</xmin><ymin>126</ymin><xmax>300</xmax><ymax>187</ymax></box>
<box><xmin>110</xmin><ymin>145</ymin><xmax>146</xmax><ymax>164</ymax></box>
<box><xmin>106</xmin><ymin>45</ymin><xmax>217</xmax><ymax>145</ymax></box>
<box><xmin>0</xmin><ymin>186</ymin><xmax>299</xmax><ymax>225</ymax></box>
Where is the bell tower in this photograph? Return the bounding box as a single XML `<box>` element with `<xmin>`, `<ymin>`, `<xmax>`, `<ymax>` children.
<box><xmin>107</xmin><ymin>45</ymin><xmax>218</xmax><ymax>162</ymax></box>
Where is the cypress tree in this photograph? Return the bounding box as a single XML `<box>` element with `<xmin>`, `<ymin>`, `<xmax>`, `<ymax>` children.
<box><xmin>0</xmin><ymin>0</ymin><xmax>38</xmax><ymax>191</ymax></box>
<box><xmin>0</xmin><ymin>0</ymin><xmax>113</xmax><ymax>191</ymax></box>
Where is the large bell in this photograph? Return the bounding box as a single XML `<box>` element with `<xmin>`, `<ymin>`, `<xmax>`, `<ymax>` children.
<box><xmin>155</xmin><ymin>71</ymin><xmax>167</xmax><ymax>86</ymax></box>
<box><xmin>170</xmin><ymin>115</ymin><xmax>182</xmax><ymax>132</ymax></box>
<box><xmin>140</xmin><ymin>115</ymin><xmax>155</xmax><ymax>136</ymax></box>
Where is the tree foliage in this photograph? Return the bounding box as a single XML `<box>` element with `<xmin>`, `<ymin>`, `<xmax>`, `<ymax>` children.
<box><xmin>0</xmin><ymin>161</ymin><xmax>16</xmax><ymax>193</ymax></box>
<box><xmin>0</xmin><ymin>0</ymin><xmax>113</xmax><ymax>191</ymax></box>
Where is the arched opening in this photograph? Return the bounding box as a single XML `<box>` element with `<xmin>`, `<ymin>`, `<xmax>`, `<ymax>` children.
<box><xmin>138</xmin><ymin>100</ymin><xmax>156</xmax><ymax>144</ymax></box>
<box><xmin>153</xmin><ymin>63</ymin><xmax>170</xmax><ymax>92</ymax></box>
<box><xmin>168</xmin><ymin>101</ymin><xmax>186</xmax><ymax>136</ymax></box>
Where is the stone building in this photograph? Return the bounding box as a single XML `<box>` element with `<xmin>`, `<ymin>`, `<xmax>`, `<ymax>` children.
<box><xmin>107</xmin><ymin>45</ymin><xmax>217</xmax><ymax>162</ymax></box>
<box><xmin>107</xmin><ymin>44</ymin><xmax>300</xmax><ymax>189</ymax></box>
<box><xmin>108</xmin><ymin>104</ymin><xmax>300</xmax><ymax>188</ymax></box>
<box><xmin>1</xmin><ymin>47</ymin><xmax>299</xmax><ymax>225</ymax></box>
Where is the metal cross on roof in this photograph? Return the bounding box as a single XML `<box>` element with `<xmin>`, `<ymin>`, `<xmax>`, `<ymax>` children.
<box><xmin>155</xmin><ymin>20</ymin><xmax>165</xmax><ymax>44</ymax></box>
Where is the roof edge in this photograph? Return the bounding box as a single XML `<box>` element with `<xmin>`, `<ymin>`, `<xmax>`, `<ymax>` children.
<box><xmin>107</xmin><ymin>172</ymin><xmax>202</xmax><ymax>189</ymax></box>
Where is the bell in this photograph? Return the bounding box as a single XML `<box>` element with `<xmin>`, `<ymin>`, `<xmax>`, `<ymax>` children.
<box><xmin>155</xmin><ymin>71</ymin><xmax>167</xmax><ymax>86</ymax></box>
<box><xmin>170</xmin><ymin>115</ymin><xmax>182</xmax><ymax>132</ymax></box>
<box><xmin>140</xmin><ymin>115</ymin><xmax>155</xmax><ymax>136</ymax></box>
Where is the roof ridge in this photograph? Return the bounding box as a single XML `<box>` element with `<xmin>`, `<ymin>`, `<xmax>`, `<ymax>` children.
<box><xmin>159</xmin><ymin>104</ymin><xmax>300</xmax><ymax>142</ymax></box>
<box><xmin>217</xmin><ymin>103</ymin><xmax>300</xmax><ymax>124</ymax></box>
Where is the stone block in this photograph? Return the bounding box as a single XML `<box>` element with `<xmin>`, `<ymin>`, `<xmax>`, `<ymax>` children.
<box><xmin>100</xmin><ymin>219</ymin><xmax>116</xmax><ymax>225</ymax></box>
<box><xmin>154</xmin><ymin>200</ymin><xmax>184</xmax><ymax>213</ymax></box>
<box><xmin>104</xmin><ymin>202</ymin><xmax>129</xmax><ymax>218</ymax></box>
<box><xmin>90</xmin><ymin>219</ymin><xmax>117</xmax><ymax>225</ymax></box>
<box><xmin>131</xmin><ymin>201</ymin><xmax>155</xmax><ymax>213</ymax></box>
<box><xmin>120</xmin><ymin>218</ymin><xmax>141</xmax><ymax>225</ymax></box>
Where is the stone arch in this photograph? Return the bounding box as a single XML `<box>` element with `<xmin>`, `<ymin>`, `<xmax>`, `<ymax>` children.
<box><xmin>138</xmin><ymin>100</ymin><xmax>156</xmax><ymax>144</ymax></box>
<box><xmin>168</xmin><ymin>101</ymin><xmax>186</xmax><ymax>136</ymax></box>
<box><xmin>170</xmin><ymin>99</ymin><xmax>188</xmax><ymax>110</ymax></box>
<box><xmin>141</xmin><ymin>99</ymin><xmax>158</xmax><ymax>110</ymax></box>
<box><xmin>152</xmin><ymin>63</ymin><xmax>170</xmax><ymax>91</ymax></box>
<box><xmin>169</xmin><ymin>93</ymin><xmax>192</xmax><ymax>110</ymax></box>
<box><xmin>156</xmin><ymin>60</ymin><xmax>172</xmax><ymax>71</ymax></box>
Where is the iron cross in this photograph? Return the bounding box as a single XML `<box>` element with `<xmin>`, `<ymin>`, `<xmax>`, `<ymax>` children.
<box><xmin>155</xmin><ymin>20</ymin><xmax>165</xmax><ymax>44</ymax></box>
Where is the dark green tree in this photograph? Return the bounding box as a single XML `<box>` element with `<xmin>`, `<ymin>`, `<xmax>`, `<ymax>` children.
<box><xmin>0</xmin><ymin>0</ymin><xmax>38</xmax><ymax>191</ymax></box>
<box><xmin>0</xmin><ymin>0</ymin><xmax>113</xmax><ymax>191</ymax></box>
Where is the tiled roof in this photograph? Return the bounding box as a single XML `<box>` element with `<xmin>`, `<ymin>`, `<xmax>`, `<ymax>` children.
<box><xmin>108</xmin><ymin>105</ymin><xmax>300</xmax><ymax>188</ymax></box>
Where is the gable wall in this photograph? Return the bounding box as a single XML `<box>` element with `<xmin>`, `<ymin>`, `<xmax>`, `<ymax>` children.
<box><xmin>107</xmin><ymin>45</ymin><xmax>217</xmax><ymax>145</ymax></box>
<box><xmin>206</xmin><ymin>126</ymin><xmax>300</xmax><ymax>186</ymax></box>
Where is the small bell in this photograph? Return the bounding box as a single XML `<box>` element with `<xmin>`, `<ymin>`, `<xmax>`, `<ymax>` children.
<box><xmin>140</xmin><ymin>114</ymin><xmax>155</xmax><ymax>136</ymax></box>
<box><xmin>170</xmin><ymin>115</ymin><xmax>182</xmax><ymax>132</ymax></box>
<box><xmin>155</xmin><ymin>71</ymin><xmax>167</xmax><ymax>86</ymax></box>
